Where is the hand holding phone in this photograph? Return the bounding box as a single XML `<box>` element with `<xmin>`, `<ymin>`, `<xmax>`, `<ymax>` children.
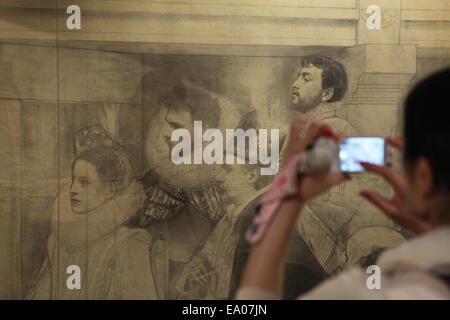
<box><xmin>358</xmin><ymin>136</ymin><xmax>432</xmax><ymax>234</ymax></box>
<box><xmin>339</xmin><ymin>137</ymin><xmax>393</xmax><ymax>173</ymax></box>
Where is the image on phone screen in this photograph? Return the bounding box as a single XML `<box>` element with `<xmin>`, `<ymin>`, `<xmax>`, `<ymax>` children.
<box><xmin>339</xmin><ymin>137</ymin><xmax>385</xmax><ymax>172</ymax></box>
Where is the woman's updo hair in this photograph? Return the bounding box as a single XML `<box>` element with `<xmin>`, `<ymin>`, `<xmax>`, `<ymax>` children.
<box><xmin>72</xmin><ymin>125</ymin><xmax>132</xmax><ymax>195</ymax></box>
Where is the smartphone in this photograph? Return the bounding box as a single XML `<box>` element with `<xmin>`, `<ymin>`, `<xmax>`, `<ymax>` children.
<box><xmin>339</xmin><ymin>137</ymin><xmax>393</xmax><ymax>173</ymax></box>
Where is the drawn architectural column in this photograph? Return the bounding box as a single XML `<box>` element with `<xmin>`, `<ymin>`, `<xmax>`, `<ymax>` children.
<box><xmin>351</xmin><ymin>0</ymin><xmax>450</xmax><ymax>136</ymax></box>
<box><xmin>347</xmin><ymin>44</ymin><xmax>417</xmax><ymax>136</ymax></box>
<box><xmin>346</xmin><ymin>0</ymin><xmax>416</xmax><ymax>136</ymax></box>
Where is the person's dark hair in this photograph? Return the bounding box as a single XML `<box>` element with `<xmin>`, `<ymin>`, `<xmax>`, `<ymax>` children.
<box><xmin>404</xmin><ymin>68</ymin><xmax>450</xmax><ymax>190</ymax></box>
<box><xmin>74</xmin><ymin>145</ymin><xmax>132</xmax><ymax>195</ymax></box>
<box><xmin>300</xmin><ymin>55</ymin><xmax>348</xmax><ymax>102</ymax></box>
<box><xmin>72</xmin><ymin>125</ymin><xmax>132</xmax><ymax>195</ymax></box>
<box><xmin>160</xmin><ymin>83</ymin><xmax>221</xmax><ymax>128</ymax></box>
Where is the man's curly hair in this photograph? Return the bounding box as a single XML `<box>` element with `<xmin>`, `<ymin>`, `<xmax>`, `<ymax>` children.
<box><xmin>300</xmin><ymin>55</ymin><xmax>348</xmax><ymax>103</ymax></box>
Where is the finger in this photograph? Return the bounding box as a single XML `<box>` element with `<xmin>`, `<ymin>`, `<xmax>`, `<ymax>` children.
<box><xmin>399</xmin><ymin>217</ymin><xmax>432</xmax><ymax>235</ymax></box>
<box><xmin>333</xmin><ymin>131</ymin><xmax>347</xmax><ymax>148</ymax></box>
<box><xmin>360</xmin><ymin>190</ymin><xmax>431</xmax><ymax>234</ymax></box>
<box><xmin>289</xmin><ymin>116</ymin><xmax>308</xmax><ymax>143</ymax></box>
<box><xmin>197</xmin><ymin>273</ymin><xmax>210</xmax><ymax>288</ymax></box>
<box><xmin>386</xmin><ymin>136</ymin><xmax>404</xmax><ymax>150</ymax></box>
<box><xmin>286</xmin><ymin>116</ymin><xmax>309</xmax><ymax>154</ymax></box>
<box><xmin>359</xmin><ymin>162</ymin><xmax>405</xmax><ymax>194</ymax></box>
<box><xmin>359</xmin><ymin>190</ymin><xmax>398</xmax><ymax>216</ymax></box>
<box><xmin>193</xmin><ymin>272</ymin><xmax>209</xmax><ymax>288</ymax></box>
<box><xmin>200</xmin><ymin>271</ymin><xmax>213</xmax><ymax>288</ymax></box>
<box><xmin>196</xmin><ymin>266</ymin><xmax>210</xmax><ymax>287</ymax></box>
<box><xmin>302</xmin><ymin>121</ymin><xmax>332</xmax><ymax>148</ymax></box>
<box><xmin>335</xmin><ymin>131</ymin><xmax>347</xmax><ymax>144</ymax></box>
<box><xmin>343</xmin><ymin>172</ymin><xmax>352</xmax><ymax>180</ymax></box>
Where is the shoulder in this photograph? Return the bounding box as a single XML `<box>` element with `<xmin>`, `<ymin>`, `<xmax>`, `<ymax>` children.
<box><xmin>322</xmin><ymin>117</ymin><xmax>356</xmax><ymax>136</ymax></box>
<box><xmin>114</xmin><ymin>227</ymin><xmax>152</xmax><ymax>257</ymax></box>
<box><xmin>299</xmin><ymin>266</ymin><xmax>450</xmax><ymax>300</ymax></box>
<box><xmin>122</xmin><ymin>227</ymin><xmax>152</xmax><ymax>244</ymax></box>
<box><xmin>382</xmin><ymin>270</ymin><xmax>450</xmax><ymax>299</ymax></box>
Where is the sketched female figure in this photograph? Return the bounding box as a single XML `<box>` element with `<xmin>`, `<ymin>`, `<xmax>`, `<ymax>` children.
<box><xmin>26</xmin><ymin>125</ymin><xmax>158</xmax><ymax>299</ymax></box>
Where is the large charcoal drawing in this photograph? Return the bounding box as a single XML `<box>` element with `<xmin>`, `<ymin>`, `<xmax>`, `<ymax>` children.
<box><xmin>1</xmin><ymin>1</ymin><xmax>450</xmax><ymax>300</ymax></box>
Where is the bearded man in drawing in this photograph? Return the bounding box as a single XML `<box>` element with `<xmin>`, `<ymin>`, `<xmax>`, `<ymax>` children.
<box><xmin>130</xmin><ymin>82</ymin><xmax>255</xmax><ymax>299</ymax></box>
<box><xmin>231</xmin><ymin>55</ymin><xmax>406</xmax><ymax>299</ymax></box>
<box><xmin>289</xmin><ymin>55</ymin><xmax>406</xmax><ymax>275</ymax></box>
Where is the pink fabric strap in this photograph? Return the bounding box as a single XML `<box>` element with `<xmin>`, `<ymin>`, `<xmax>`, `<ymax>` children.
<box><xmin>245</xmin><ymin>153</ymin><xmax>304</xmax><ymax>244</ymax></box>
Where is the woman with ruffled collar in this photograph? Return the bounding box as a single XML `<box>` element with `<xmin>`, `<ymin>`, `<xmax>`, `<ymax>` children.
<box><xmin>26</xmin><ymin>125</ymin><xmax>158</xmax><ymax>300</ymax></box>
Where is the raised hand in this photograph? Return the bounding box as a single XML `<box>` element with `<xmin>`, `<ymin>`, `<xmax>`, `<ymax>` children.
<box><xmin>359</xmin><ymin>136</ymin><xmax>432</xmax><ymax>234</ymax></box>
<box><xmin>282</xmin><ymin>116</ymin><xmax>350</xmax><ymax>203</ymax></box>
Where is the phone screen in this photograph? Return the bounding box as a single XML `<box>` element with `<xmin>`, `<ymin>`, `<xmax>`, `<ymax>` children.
<box><xmin>339</xmin><ymin>137</ymin><xmax>385</xmax><ymax>172</ymax></box>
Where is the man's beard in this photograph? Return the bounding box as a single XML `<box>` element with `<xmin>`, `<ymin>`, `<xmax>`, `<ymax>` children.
<box><xmin>145</xmin><ymin>131</ymin><xmax>220</xmax><ymax>193</ymax></box>
<box><xmin>290</xmin><ymin>92</ymin><xmax>323</xmax><ymax>113</ymax></box>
